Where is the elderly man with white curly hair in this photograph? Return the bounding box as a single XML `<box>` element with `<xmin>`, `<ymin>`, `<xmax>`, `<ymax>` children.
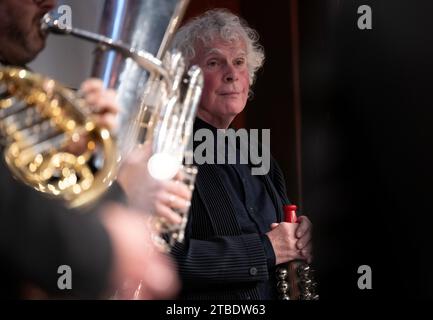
<box><xmin>169</xmin><ymin>9</ymin><xmax>313</xmax><ymax>300</ymax></box>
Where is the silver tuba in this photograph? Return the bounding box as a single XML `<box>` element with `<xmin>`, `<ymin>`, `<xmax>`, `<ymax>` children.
<box><xmin>90</xmin><ymin>0</ymin><xmax>196</xmax><ymax>158</ymax></box>
<box><xmin>0</xmin><ymin>0</ymin><xmax>202</xmax><ymax>209</ymax></box>
<box><xmin>89</xmin><ymin>0</ymin><xmax>202</xmax><ymax>251</ymax></box>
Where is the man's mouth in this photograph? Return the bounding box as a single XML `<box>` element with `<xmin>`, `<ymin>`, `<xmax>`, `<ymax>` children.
<box><xmin>219</xmin><ymin>92</ymin><xmax>240</xmax><ymax>96</ymax></box>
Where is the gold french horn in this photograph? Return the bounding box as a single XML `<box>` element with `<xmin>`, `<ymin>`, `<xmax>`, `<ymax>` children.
<box><xmin>0</xmin><ymin>67</ymin><xmax>117</xmax><ymax>208</ymax></box>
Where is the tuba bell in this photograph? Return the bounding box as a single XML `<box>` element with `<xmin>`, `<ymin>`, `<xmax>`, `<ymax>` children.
<box><xmin>0</xmin><ymin>0</ymin><xmax>202</xmax><ymax>209</ymax></box>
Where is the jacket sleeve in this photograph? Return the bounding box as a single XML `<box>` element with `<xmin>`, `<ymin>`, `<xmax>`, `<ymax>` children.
<box><xmin>170</xmin><ymin>232</ymin><xmax>269</xmax><ymax>289</ymax></box>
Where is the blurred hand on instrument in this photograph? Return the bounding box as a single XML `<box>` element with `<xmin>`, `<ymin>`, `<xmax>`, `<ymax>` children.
<box><xmin>80</xmin><ymin>78</ymin><xmax>119</xmax><ymax>131</ymax></box>
<box><xmin>65</xmin><ymin>78</ymin><xmax>119</xmax><ymax>155</ymax></box>
<box><xmin>100</xmin><ymin>203</ymin><xmax>179</xmax><ymax>299</ymax></box>
<box><xmin>117</xmin><ymin>142</ymin><xmax>192</xmax><ymax>225</ymax></box>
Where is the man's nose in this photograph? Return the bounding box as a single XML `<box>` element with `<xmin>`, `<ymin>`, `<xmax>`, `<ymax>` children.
<box><xmin>34</xmin><ymin>0</ymin><xmax>57</xmax><ymax>12</ymax></box>
<box><xmin>223</xmin><ymin>64</ymin><xmax>238</xmax><ymax>83</ymax></box>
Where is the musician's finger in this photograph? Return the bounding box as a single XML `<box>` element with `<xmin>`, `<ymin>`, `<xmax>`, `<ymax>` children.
<box><xmin>296</xmin><ymin>231</ymin><xmax>312</xmax><ymax>250</ymax></box>
<box><xmin>85</xmin><ymin>91</ymin><xmax>118</xmax><ymax>114</ymax></box>
<box><xmin>154</xmin><ymin>202</ymin><xmax>182</xmax><ymax>225</ymax></box>
<box><xmin>162</xmin><ymin>180</ymin><xmax>192</xmax><ymax>202</ymax></box>
<box><xmin>301</xmin><ymin>242</ymin><xmax>313</xmax><ymax>263</ymax></box>
<box><xmin>270</xmin><ymin>223</ymin><xmax>279</xmax><ymax>230</ymax></box>
<box><xmin>80</xmin><ymin>78</ymin><xmax>104</xmax><ymax>94</ymax></box>
<box><xmin>160</xmin><ymin>191</ymin><xmax>190</xmax><ymax>211</ymax></box>
<box><xmin>295</xmin><ymin>215</ymin><xmax>311</xmax><ymax>238</ymax></box>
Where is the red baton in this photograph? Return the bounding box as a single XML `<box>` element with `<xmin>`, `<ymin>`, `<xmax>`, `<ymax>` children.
<box><xmin>283</xmin><ymin>204</ymin><xmax>298</xmax><ymax>223</ymax></box>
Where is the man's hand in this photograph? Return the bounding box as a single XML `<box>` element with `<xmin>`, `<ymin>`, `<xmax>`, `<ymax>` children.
<box><xmin>117</xmin><ymin>143</ymin><xmax>192</xmax><ymax>226</ymax></box>
<box><xmin>65</xmin><ymin>79</ymin><xmax>119</xmax><ymax>155</ymax></box>
<box><xmin>80</xmin><ymin>78</ymin><xmax>119</xmax><ymax>131</ymax></box>
<box><xmin>266</xmin><ymin>215</ymin><xmax>313</xmax><ymax>265</ymax></box>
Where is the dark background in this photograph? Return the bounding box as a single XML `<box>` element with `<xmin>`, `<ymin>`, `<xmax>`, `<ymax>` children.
<box><xmin>184</xmin><ymin>0</ymin><xmax>433</xmax><ymax>299</ymax></box>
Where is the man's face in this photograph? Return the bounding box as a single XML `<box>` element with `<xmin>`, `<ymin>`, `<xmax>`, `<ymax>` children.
<box><xmin>0</xmin><ymin>0</ymin><xmax>56</xmax><ymax>66</ymax></box>
<box><xmin>192</xmin><ymin>37</ymin><xmax>250</xmax><ymax>128</ymax></box>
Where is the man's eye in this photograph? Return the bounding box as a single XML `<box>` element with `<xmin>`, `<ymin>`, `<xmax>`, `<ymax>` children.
<box><xmin>207</xmin><ymin>60</ymin><xmax>218</xmax><ymax>67</ymax></box>
<box><xmin>235</xmin><ymin>58</ymin><xmax>245</xmax><ymax>66</ymax></box>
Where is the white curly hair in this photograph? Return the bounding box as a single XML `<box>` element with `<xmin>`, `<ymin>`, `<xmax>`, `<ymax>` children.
<box><xmin>171</xmin><ymin>8</ymin><xmax>265</xmax><ymax>86</ymax></box>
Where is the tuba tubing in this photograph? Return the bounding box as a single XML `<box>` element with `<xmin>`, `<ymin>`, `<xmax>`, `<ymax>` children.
<box><xmin>41</xmin><ymin>14</ymin><xmax>173</xmax><ymax>91</ymax></box>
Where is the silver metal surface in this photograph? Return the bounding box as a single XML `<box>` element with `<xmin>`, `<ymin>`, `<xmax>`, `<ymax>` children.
<box><xmin>90</xmin><ymin>0</ymin><xmax>190</xmax><ymax>156</ymax></box>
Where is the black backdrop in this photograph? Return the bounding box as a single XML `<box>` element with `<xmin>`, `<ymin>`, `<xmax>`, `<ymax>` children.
<box><xmin>241</xmin><ymin>0</ymin><xmax>433</xmax><ymax>299</ymax></box>
<box><xmin>301</xmin><ymin>0</ymin><xmax>433</xmax><ymax>299</ymax></box>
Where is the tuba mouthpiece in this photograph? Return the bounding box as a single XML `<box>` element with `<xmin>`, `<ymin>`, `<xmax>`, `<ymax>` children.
<box><xmin>40</xmin><ymin>13</ymin><xmax>71</xmax><ymax>35</ymax></box>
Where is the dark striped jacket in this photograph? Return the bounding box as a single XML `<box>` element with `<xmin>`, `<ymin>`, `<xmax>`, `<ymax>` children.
<box><xmin>171</xmin><ymin>157</ymin><xmax>290</xmax><ymax>300</ymax></box>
